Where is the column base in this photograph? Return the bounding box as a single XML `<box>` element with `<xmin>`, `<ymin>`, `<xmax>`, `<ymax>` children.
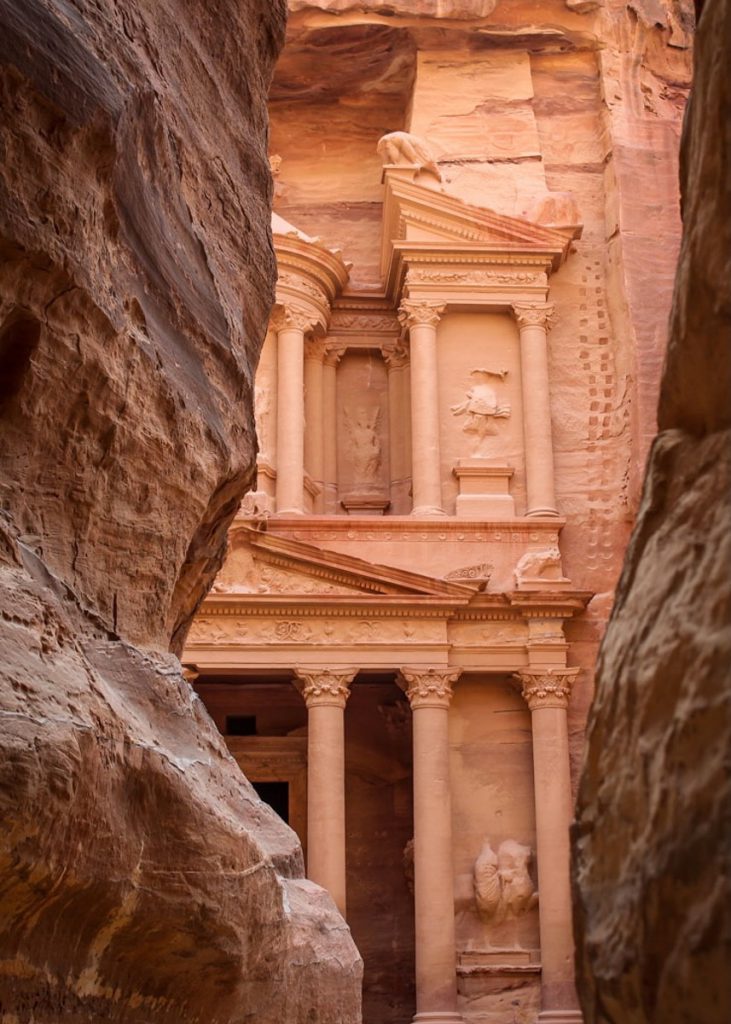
<box><xmin>526</xmin><ymin>507</ymin><xmax>559</xmax><ymax>517</ymax></box>
<box><xmin>537</xmin><ymin>1011</ymin><xmax>583</xmax><ymax>1023</ymax></box>
<box><xmin>411</xmin><ymin>505</ymin><xmax>447</xmax><ymax>517</ymax></box>
<box><xmin>413</xmin><ymin>1014</ymin><xmax>464</xmax><ymax>1024</ymax></box>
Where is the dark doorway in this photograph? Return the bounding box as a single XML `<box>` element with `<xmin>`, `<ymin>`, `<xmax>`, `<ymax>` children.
<box><xmin>252</xmin><ymin>780</ymin><xmax>290</xmax><ymax>824</ymax></box>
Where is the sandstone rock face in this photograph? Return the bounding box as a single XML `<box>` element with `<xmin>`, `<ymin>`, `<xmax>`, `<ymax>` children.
<box><xmin>0</xmin><ymin>2</ymin><xmax>362</xmax><ymax>1020</ymax></box>
<box><xmin>572</xmin><ymin>0</ymin><xmax>731</xmax><ymax>1020</ymax></box>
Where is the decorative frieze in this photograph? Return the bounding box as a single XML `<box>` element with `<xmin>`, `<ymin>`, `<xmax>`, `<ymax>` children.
<box><xmin>407</xmin><ymin>268</ymin><xmax>544</xmax><ymax>287</ymax></box>
<box><xmin>514</xmin><ymin>667</ymin><xmax>580</xmax><ymax>711</ymax></box>
<box><xmin>399</xmin><ymin>666</ymin><xmax>462</xmax><ymax>709</ymax></box>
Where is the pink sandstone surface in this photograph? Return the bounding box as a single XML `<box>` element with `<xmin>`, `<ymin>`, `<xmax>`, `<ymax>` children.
<box><xmin>0</xmin><ymin>1</ymin><xmax>362</xmax><ymax>1020</ymax></box>
<box><xmin>572</xmin><ymin>0</ymin><xmax>731</xmax><ymax>1019</ymax></box>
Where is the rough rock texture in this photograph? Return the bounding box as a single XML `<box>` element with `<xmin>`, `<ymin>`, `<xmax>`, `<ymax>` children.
<box><xmin>0</xmin><ymin>1</ymin><xmax>362</xmax><ymax>1020</ymax></box>
<box><xmin>572</xmin><ymin>0</ymin><xmax>731</xmax><ymax>1020</ymax></box>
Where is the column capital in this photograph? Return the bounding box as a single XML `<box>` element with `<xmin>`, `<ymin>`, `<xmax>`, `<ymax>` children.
<box><xmin>323</xmin><ymin>341</ymin><xmax>347</xmax><ymax>367</ymax></box>
<box><xmin>295</xmin><ymin>667</ymin><xmax>357</xmax><ymax>708</ymax></box>
<box><xmin>512</xmin><ymin>302</ymin><xmax>556</xmax><ymax>331</ymax></box>
<box><xmin>514</xmin><ymin>667</ymin><xmax>580</xmax><ymax>711</ymax></box>
<box><xmin>304</xmin><ymin>337</ymin><xmax>328</xmax><ymax>362</ymax></box>
<box><xmin>271</xmin><ymin>303</ymin><xmax>319</xmax><ymax>335</ymax></box>
<box><xmin>382</xmin><ymin>338</ymin><xmax>410</xmax><ymax>368</ymax></box>
<box><xmin>398</xmin><ymin>299</ymin><xmax>446</xmax><ymax>331</ymax></box>
<box><xmin>399</xmin><ymin>666</ymin><xmax>461</xmax><ymax>709</ymax></box>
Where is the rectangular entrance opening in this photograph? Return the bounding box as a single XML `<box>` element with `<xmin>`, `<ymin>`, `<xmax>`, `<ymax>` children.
<box><xmin>252</xmin><ymin>780</ymin><xmax>290</xmax><ymax>824</ymax></box>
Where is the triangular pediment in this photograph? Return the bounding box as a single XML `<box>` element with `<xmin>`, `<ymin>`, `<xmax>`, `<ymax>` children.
<box><xmin>386</xmin><ymin>175</ymin><xmax>573</xmax><ymax>250</ymax></box>
<box><xmin>209</xmin><ymin>526</ymin><xmax>477</xmax><ymax>600</ymax></box>
<box><xmin>381</xmin><ymin>172</ymin><xmax>573</xmax><ymax>289</ymax></box>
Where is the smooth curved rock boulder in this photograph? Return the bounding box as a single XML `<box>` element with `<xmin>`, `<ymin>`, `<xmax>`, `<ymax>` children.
<box><xmin>572</xmin><ymin>0</ymin><xmax>731</xmax><ymax>1020</ymax></box>
<box><xmin>0</xmin><ymin>2</ymin><xmax>362</xmax><ymax>1020</ymax></box>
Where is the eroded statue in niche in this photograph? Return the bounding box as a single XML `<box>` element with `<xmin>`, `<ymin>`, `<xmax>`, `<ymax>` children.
<box><xmin>474</xmin><ymin>838</ymin><xmax>538</xmax><ymax>923</ymax></box>
<box><xmin>451</xmin><ymin>369</ymin><xmax>510</xmax><ymax>453</ymax></box>
<box><xmin>344</xmin><ymin>405</ymin><xmax>382</xmax><ymax>485</ymax></box>
<box><xmin>377</xmin><ymin>131</ymin><xmax>442</xmax><ymax>181</ymax></box>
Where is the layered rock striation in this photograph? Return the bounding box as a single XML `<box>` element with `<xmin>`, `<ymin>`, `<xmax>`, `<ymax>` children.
<box><xmin>0</xmin><ymin>1</ymin><xmax>362</xmax><ymax>1020</ymax></box>
<box><xmin>572</xmin><ymin>0</ymin><xmax>731</xmax><ymax>1019</ymax></box>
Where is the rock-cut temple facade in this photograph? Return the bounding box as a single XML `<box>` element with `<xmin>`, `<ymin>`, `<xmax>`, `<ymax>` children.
<box><xmin>183</xmin><ymin>6</ymin><xmax>692</xmax><ymax>1024</ymax></box>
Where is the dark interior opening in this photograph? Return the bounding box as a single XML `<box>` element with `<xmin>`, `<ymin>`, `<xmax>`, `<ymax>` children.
<box><xmin>226</xmin><ymin>714</ymin><xmax>257</xmax><ymax>736</ymax></box>
<box><xmin>252</xmin><ymin>781</ymin><xmax>289</xmax><ymax>824</ymax></box>
<box><xmin>0</xmin><ymin>309</ymin><xmax>41</xmax><ymax>412</ymax></box>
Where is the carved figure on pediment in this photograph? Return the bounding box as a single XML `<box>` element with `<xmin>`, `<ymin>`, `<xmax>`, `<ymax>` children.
<box><xmin>474</xmin><ymin>839</ymin><xmax>538</xmax><ymax>924</ymax></box>
<box><xmin>377</xmin><ymin>131</ymin><xmax>442</xmax><ymax>181</ymax></box>
<box><xmin>514</xmin><ymin>547</ymin><xmax>562</xmax><ymax>586</ymax></box>
<box><xmin>451</xmin><ymin>369</ymin><xmax>510</xmax><ymax>452</ymax></box>
<box><xmin>344</xmin><ymin>405</ymin><xmax>382</xmax><ymax>485</ymax></box>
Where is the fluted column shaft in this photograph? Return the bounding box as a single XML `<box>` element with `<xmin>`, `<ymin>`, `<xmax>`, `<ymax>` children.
<box><xmin>304</xmin><ymin>339</ymin><xmax>327</xmax><ymax>513</ymax></box>
<box><xmin>398</xmin><ymin>302</ymin><xmax>446</xmax><ymax>516</ymax></box>
<box><xmin>516</xmin><ymin>668</ymin><xmax>582</xmax><ymax>1024</ymax></box>
<box><xmin>401</xmin><ymin>667</ymin><xmax>463</xmax><ymax>1024</ymax></box>
<box><xmin>273</xmin><ymin>306</ymin><xmax>314</xmax><ymax>515</ymax></box>
<box><xmin>513</xmin><ymin>304</ymin><xmax>558</xmax><ymax>517</ymax></box>
<box><xmin>295</xmin><ymin>667</ymin><xmax>356</xmax><ymax>917</ymax></box>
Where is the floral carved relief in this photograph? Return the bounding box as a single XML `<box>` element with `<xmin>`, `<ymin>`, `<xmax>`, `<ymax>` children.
<box><xmin>514</xmin><ymin>668</ymin><xmax>580</xmax><ymax>710</ymax></box>
<box><xmin>399</xmin><ymin>667</ymin><xmax>462</xmax><ymax>709</ymax></box>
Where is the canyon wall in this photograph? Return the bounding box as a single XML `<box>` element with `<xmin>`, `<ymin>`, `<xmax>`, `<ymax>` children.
<box><xmin>572</xmin><ymin>0</ymin><xmax>731</xmax><ymax>1020</ymax></box>
<box><xmin>0</xmin><ymin>1</ymin><xmax>362</xmax><ymax>1020</ymax></box>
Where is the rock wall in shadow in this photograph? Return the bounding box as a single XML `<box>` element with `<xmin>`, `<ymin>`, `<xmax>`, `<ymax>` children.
<box><xmin>0</xmin><ymin>2</ymin><xmax>362</xmax><ymax>1020</ymax></box>
<box><xmin>572</xmin><ymin>0</ymin><xmax>731</xmax><ymax>1020</ymax></box>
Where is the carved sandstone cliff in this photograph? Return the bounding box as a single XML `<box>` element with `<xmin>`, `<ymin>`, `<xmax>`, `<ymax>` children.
<box><xmin>572</xmin><ymin>0</ymin><xmax>731</xmax><ymax>1020</ymax></box>
<box><xmin>0</xmin><ymin>2</ymin><xmax>361</xmax><ymax>1020</ymax></box>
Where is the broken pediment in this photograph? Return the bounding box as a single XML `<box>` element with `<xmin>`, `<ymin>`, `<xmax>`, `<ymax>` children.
<box><xmin>212</xmin><ymin>526</ymin><xmax>479</xmax><ymax>600</ymax></box>
<box><xmin>380</xmin><ymin>159</ymin><xmax>578</xmax><ymax>296</ymax></box>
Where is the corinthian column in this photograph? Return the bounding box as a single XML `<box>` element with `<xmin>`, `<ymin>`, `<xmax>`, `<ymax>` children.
<box><xmin>304</xmin><ymin>338</ymin><xmax>327</xmax><ymax>512</ymax></box>
<box><xmin>400</xmin><ymin>666</ymin><xmax>463</xmax><ymax>1024</ymax></box>
<box><xmin>512</xmin><ymin>303</ymin><xmax>558</xmax><ymax>517</ymax></box>
<box><xmin>295</xmin><ymin>666</ymin><xmax>356</xmax><ymax>917</ymax></box>
<box><xmin>515</xmin><ymin>668</ymin><xmax>582</xmax><ymax>1024</ymax></box>
<box><xmin>272</xmin><ymin>305</ymin><xmax>315</xmax><ymax>515</ymax></box>
<box><xmin>398</xmin><ymin>301</ymin><xmax>446</xmax><ymax>516</ymax></box>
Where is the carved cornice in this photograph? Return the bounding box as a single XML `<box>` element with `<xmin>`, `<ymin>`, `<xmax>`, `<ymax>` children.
<box><xmin>295</xmin><ymin>667</ymin><xmax>356</xmax><ymax>709</ymax></box>
<box><xmin>270</xmin><ymin>303</ymin><xmax>319</xmax><ymax>335</ymax></box>
<box><xmin>399</xmin><ymin>666</ymin><xmax>462</xmax><ymax>709</ymax></box>
<box><xmin>514</xmin><ymin>667</ymin><xmax>580</xmax><ymax>711</ymax></box>
<box><xmin>512</xmin><ymin>303</ymin><xmax>556</xmax><ymax>331</ymax></box>
<box><xmin>398</xmin><ymin>300</ymin><xmax>446</xmax><ymax>330</ymax></box>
